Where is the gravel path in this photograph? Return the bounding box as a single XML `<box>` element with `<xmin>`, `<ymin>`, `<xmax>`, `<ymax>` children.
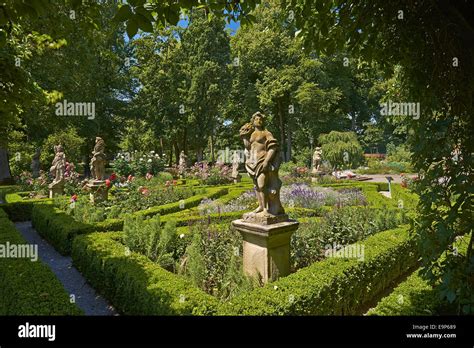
<box><xmin>15</xmin><ymin>221</ymin><xmax>118</xmax><ymax>316</ymax></box>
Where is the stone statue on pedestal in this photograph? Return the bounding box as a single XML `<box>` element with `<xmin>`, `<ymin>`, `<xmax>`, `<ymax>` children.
<box><xmin>231</xmin><ymin>150</ymin><xmax>241</xmax><ymax>183</ymax></box>
<box><xmin>87</xmin><ymin>137</ymin><xmax>108</xmax><ymax>203</ymax></box>
<box><xmin>233</xmin><ymin>111</ymin><xmax>299</xmax><ymax>283</ymax></box>
<box><xmin>90</xmin><ymin>137</ymin><xmax>106</xmax><ymax>181</ymax></box>
<box><xmin>49</xmin><ymin>145</ymin><xmax>66</xmax><ymax>197</ymax></box>
<box><xmin>312</xmin><ymin>146</ymin><xmax>323</xmax><ymax>174</ymax></box>
<box><xmin>239</xmin><ymin>111</ymin><xmax>285</xmax><ymax>223</ymax></box>
<box><xmin>31</xmin><ymin>147</ymin><xmax>41</xmax><ymax>178</ymax></box>
<box><xmin>178</xmin><ymin>151</ymin><xmax>187</xmax><ymax>178</ymax></box>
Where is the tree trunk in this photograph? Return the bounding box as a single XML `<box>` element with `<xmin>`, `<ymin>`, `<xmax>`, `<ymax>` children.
<box><xmin>196</xmin><ymin>148</ymin><xmax>203</xmax><ymax>162</ymax></box>
<box><xmin>286</xmin><ymin>126</ymin><xmax>292</xmax><ymax>162</ymax></box>
<box><xmin>173</xmin><ymin>141</ymin><xmax>180</xmax><ymax>166</ymax></box>
<box><xmin>168</xmin><ymin>142</ymin><xmax>173</xmax><ymax>167</ymax></box>
<box><xmin>0</xmin><ymin>148</ymin><xmax>13</xmax><ymax>184</ymax></box>
<box><xmin>210</xmin><ymin>135</ymin><xmax>215</xmax><ymax>162</ymax></box>
<box><xmin>278</xmin><ymin>101</ymin><xmax>286</xmax><ymax>162</ymax></box>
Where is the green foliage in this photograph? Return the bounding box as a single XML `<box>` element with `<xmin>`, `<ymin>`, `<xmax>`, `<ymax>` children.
<box><xmin>0</xmin><ymin>209</ymin><xmax>82</xmax><ymax>315</ymax></box>
<box><xmin>180</xmin><ymin>223</ymin><xmax>255</xmax><ymax>300</ymax></box>
<box><xmin>32</xmin><ymin>203</ymin><xmax>94</xmax><ymax>255</ymax></box>
<box><xmin>112</xmin><ymin>151</ymin><xmax>166</xmax><ymax>177</ymax></box>
<box><xmin>368</xmin><ymin>234</ymin><xmax>472</xmax><ymax>315</ymax></box>
<box><xmin>71</xmin><ymin>231</ymin><xmax>219</xmax><ymax>315</ymax></box>
<box><xmin>291</xmin><ymin>207</ymin><xmax>409</xmax><ymax>270</ymax></box>
<box><xmin>123</xmin><ymin>215</ymin><xmax>178</xmax><ymax>271</ymax></box>
<box><xmin>7</xmin><ymin>130</ymin><xmax>36</xmax><ymax>176</ymax></box>
<box><xmin>40</xmin><ymin>127</ymin><xmax>85</xmax><ymax>166</ymax></box>
<box><xmin>319</xmin><ymin>131</ymin><xmax>364</xmax><ymax>169</ymax></box>
<box><xmin>218</xmin><ymin>226</ymin><xmax>418</xmax><ymax>315</ymax></box>
<box><xmin>276</xmin><ymin>0</ymin><xmax>474</xmax><ymax>314</ymax></box>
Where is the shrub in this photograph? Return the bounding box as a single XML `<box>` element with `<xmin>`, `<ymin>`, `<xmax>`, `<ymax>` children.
<box><xmin>188</xmin><ymin>162</ymin><xmax>233</xmax><ymax>185</ymax></box>
<box><xmin>218</xmin><ymin>225</ymin><xmax>418</xmax><ymax>315</ymax></box>
<box><xmin>367</xmin><ymin>234</ymin><xmax>471</xmax><ymax>315</ymax></box>
<box><xmin>40</xmin><ymin>127</ymin><xmax>85</xmax><ymax>166</ymax></box>
<box><xmin>111</xmin><ymin>150</ymin><xmax>166</xmax><ymax>177</ymax></box>
<box><xmin>123</xmin><ymin>214</ymin><xmax>179</xmax><ymax>271</ymax></box>
<box><xmin>71</xmin><ymin>231</ymin><xmax>218</xmax><ymax>315</ymax></box>
<box><xmin>280</xmin><ymin>184</ymin><xmax>366</xmax><ymax>210</ymax></box>
<box><xmin>291</xmin><ymin>207</ymin><xmax>409</xmax><ymax>270</ymax></box>
<box><xmin>319</xmin><ymin>131</ymin><xmax>364</xmax><ymax>169</ymax></box>
<box><xmin>0</xmin><ymin>210</ymin><xmax>82</xmax><ymax>315</ymax></box>
<box><xmin>178</xmin><ymin>223</ymin><xmax>255</xmax><ymax>301</ymax></box>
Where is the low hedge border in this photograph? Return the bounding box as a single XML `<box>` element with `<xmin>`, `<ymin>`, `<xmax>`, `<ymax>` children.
<box><xmin>71</xmin><ymin>231</ymin><xmax>218</xmax><ymax>315</ymax></box>
<box><xmin>0</xmin><ymin>209</ymin><xmax>82</xmax><ymax>315</ymax></box>
<box><xmin>31</xmin><ymin>205</ymin><xmax>97</xmax><ymax>255</ymax></box>
<box><xmin>366</xmin><ymin>234</ymin><xmax>470</xmax><ymax>316</ymax></box>
<box><xmin>31</xmin><ymin>187</ymin><xmax>230</xmax><ymax>255</ymax></box>
<box><xmin>365</xmin><ymin>269</ymin><xmax>441</xmax><ymax>315</ymax></box>
<box><xmin>0</xmin><ymin>185</ymin><xmax>20</xmax><ymax>201</ymax></box>
<box><xmin>217</xmin><ymin>225</ymin><xmax>418</xmax><ymax>315</ymax></box>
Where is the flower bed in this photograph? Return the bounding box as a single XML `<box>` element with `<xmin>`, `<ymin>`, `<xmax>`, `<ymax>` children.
<box><xmin>31</xmin><ymin>187</ymin><xmax>229</xmax><ymax>255</ymax></box>
<box><xmin>71</xmin><ymin>224</ymin><xmax>418</xmax><ymax>315</ymax></box>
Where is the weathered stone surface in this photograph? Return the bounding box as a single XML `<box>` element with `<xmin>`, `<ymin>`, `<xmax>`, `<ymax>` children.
<box><xmin>49</xmin><ymin>184</ymin><xmax>64</xmax><ymax>198</ymax></box>
<box><xmin>90</xmin><ymin>137</ymin><xmax>106</xmax><ymax>181</ymax></box>
<box><xmin>242</xmin><ymin>212</ymin><xmax>289</xmax><ymax>225</ymax></box>
<box><xmin>239</xmin><ymin>112</ymin><xmax>284</xmax><ymax>216</ymax></box>
<box><xmin>86</xmin><ymin>180</ymin><xmax>109</xmax><ymax>204</ymax></box>
<box><xmin>49</xmin><ymin>144</ymin><xmax>66</xmax><ymax>195</ymax></box>
<box><xmin>232</xmin><ymin>219</ymin><xmax>299</xmax><ymax>283</ymax></box>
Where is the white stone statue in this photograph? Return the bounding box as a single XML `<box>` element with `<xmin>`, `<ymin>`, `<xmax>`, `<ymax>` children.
<box><xmin>49</xmin><ymin>145</ymin><xmax>66</xmax><ymax>188</ymax></box>
<box><xmin>231</xmin><ymin>150</ymin><xmax>241</xmax><ymax>182</ymax></box>
<box><xmin>312</xmin><ymin>147</ymin><xmax>323</xmax><ymax>174</ymax></box>
<box><xmin>178</xmin><ymin>151</ymin><xmax>187</xmax><ymax>178</ymax></box>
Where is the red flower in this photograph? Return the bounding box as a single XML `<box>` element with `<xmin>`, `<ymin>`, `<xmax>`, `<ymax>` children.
<box><xmin>105</xmin><ymin>179</ymin><xmax>111</xmax><ymax>188</ymax></box>
<box><xmin>70</xmin><ymin>194</ymin><xmax>78</xmax><ymax>202</ymax></box>
<box><xmin>127</xmin><ymin>175</ymin><xmax>134</xmax><ymax>182</ymax></box>
<box><xmin>109</xmin><ymin>173</ymin><xmax>117</xmax><ymax>181</ymax></box>
<box><xmin>172</xmin><ymin>180</ymin><xmax>177</xmax><ymax>186</ymax></box>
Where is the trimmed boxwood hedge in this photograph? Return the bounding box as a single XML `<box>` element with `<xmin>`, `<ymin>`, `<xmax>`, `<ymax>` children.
<box><xmin>366</xmin><ymin>234</ymin><xmax>469</xmax><ymax>316</ymax></box>
<box><xmin>31</xmin><ymin>204</ymin><xmax>97</xmax><ymax>255</ymax></box>
<box><xmin>217</xmin><ymin>225</ymin><xmax>418</xmax><ymax>315</ymax></box>
<box><xmin>0</xmin><ymin>209</ymin><xmax>82</xmax><ymax>315</ymax></box>
<box><xmin>0</xmin><ymin>185</ymin><xmax>19</xmax><ymax>201</ymax></box>
<box><xmin>0</xmin><ymin>192</ymin><xmax>52</xmax><ymax>221</ymax></box>
<box><xmin>70</xmin><ymin>224</ymin><xmax>418</xmax><ymax>316</ymax></box>
<box><xmin>31</xmin><ymin>187</ymin><xmax>230</xmax><ymax>255</ymax></box>
<box><xmin>365</xmin><ymin>269</ymin><xmax>441</xmax><ymax>315</ymax></box>
<box><xmin>71</xmin><ymin>231</ymin><xmax>218</xmax><ymax>315</ymax></box>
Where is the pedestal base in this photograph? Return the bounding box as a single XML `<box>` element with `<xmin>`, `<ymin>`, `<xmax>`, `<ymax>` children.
<box><xmin>232</xmin><ymin>219</ymin><xmax>299</xmax><ymax>283</ymax></box>
<box><xmin>49</xmin><ymin>185</ymin><xmax>64</xmax><ymax>198</ymax></box>
<box><xmin>86</xmin><ymin>180</ymin><xmax>109</xmax><ymax>204</ymax></box>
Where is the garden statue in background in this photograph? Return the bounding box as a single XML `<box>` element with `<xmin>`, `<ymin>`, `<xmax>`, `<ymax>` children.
<box><xmin>48</xmin><ymin>145</ymin><xmax>66</xmax><ymax>197</ymax></box>
<box><xmin>231</xmin><ymin>150</ymin><xmax>241</xmax><ymax>183</ymax></box>
<box><xmin>90</xmin><ymin>137</ymin><xmax>106</xmax><ymax>180</ymax></box>
<box><xmin>312</xmin><ymin>147</ymin><xmax>323</xmax><ymax>174</ymax></box>
<box><xmin>31</xmin><ymin>147</ymin><xmax>41</xmax><ymax>178</ymax></box>
<box><xmin>239</xmin><ymin>111</ymin><xmax>285</xmax><ymax>221</ymax></box>
<box><xmin>178</xmin><ymin>150</ymin><xmax>187</xmax><ymax>179</ymax></box>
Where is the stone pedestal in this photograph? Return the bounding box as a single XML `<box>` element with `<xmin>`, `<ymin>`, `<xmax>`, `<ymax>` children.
<box><xmin>232</xmin><ymin>218</ymin><xmax>299</xmax><ymax>283</ymax></box>
<box><xmin>233</xmin><ymin>175</ymin><xmax>241</xmax><ymax>184</ymax></box>
<box><xmin>49</xmin><ymin>184</ymin><xmax>64</xmax><ymax>198</ymax></box>
<box><xmin>86</xmin><ymin>180</ymin><xmax>109</xmax><ymax>204</ymax></box>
